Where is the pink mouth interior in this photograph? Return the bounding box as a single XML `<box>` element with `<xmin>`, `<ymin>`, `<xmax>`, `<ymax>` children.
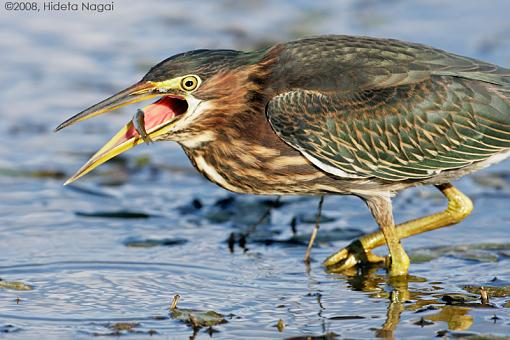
<box><xmin>123</xmin><ymin>96</ymin><xmax>188</xmax><ymax>141</ymax></box>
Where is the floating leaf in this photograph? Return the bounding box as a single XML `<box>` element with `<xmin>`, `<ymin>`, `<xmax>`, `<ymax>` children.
<box><xmin>463</xmin><ymin>285</ymin><xmax>510</xmax><ymax>298</ymax></box>
<box><xmin>0</xmin><ymin>279</ymin><xmax>33</xmax><ymax>291</ymax></box>
<box><xmin>107</xmin><ymin>322</ymin><xmax>139</xmax><ymax>332</ymax></box>
<box><xmin>84</xmin><ymin>322</ymin><xmax>157</xmax><ymax>336</ymax></box>
<box><xmin>170</xmin><ymin>308</ymin><xmax>227</xmax><ymax>328</ymax></box>
<box><xmin>441</xmin><ymin>294</ymin><xmax>478</xmax><ymax>305</ymax></box>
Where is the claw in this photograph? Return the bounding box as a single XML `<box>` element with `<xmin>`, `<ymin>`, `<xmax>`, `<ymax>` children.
<box><xmin>133</xmin><ymin>109</ymin><xmax>153</xmax><ymax>144</ymax></box>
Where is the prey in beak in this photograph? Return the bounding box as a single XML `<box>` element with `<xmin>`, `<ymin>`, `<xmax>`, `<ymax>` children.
<box><xmin>133</xmin><ymin>109</ymin><xmax>153</xmax><ymax>145</ymax></box>
<box><xmin>56</xmin><ymin>78</ymin><xmax>193</xmax><ymax>184</ymax></box>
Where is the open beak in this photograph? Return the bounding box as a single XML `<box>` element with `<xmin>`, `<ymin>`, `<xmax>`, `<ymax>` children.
<box><xmin>56</xmin><ymin>81</ymin><xmax>188</xmax><ymax>184</ymax></box>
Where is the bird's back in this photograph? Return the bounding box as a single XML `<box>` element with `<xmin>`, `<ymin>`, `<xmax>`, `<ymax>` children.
<box><xmin>268</xmin><ymin>35</ymin><xmax>510</xmax><ymax>92</ymax></box>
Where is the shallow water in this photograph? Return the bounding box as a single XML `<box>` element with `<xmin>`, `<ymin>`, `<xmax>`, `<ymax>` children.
<box><xmin>2</xmin><ymin>1</ymin><xmax>510</xmax><ymax>338</ymax></box>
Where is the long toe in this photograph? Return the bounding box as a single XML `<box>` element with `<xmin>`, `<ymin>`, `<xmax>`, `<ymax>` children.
<box><xmin>323</xmin><ymin>241</ymin><xmax>385</xmax><ymax>272</ymax></box>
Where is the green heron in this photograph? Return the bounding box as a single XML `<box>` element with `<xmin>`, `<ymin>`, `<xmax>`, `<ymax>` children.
<box><xmin>56</xmin><ymin>35</ymin><xmax>510</xmax><ymax>276</ymax></box>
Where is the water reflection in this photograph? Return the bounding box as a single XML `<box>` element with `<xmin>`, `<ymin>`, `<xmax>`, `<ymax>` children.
<box><xmin>335</xmin><ymin>268</ymin><xmax>497</xmax><ymax>338</ymax></box>
<box><xmin>2</xmin><ymin>0</ymin><xmax>510</xmax><ymax>338</ymax></box>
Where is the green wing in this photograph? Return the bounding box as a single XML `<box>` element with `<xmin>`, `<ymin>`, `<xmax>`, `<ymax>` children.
<box><xmin>266</xmin><ymin>37</ymin><xmax>510</xmax><ymax>181</ymax></box>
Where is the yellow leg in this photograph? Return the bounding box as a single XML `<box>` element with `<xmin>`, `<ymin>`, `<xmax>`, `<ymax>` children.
<box><xmin>324</xmin><ymin>183</ymin><xmax>474</xmax><ymax>273</ymax></box>
<box><xmin>364</xmin><ymin>194</ymin><xmax>410</xmax><ymax>276</ymax></box>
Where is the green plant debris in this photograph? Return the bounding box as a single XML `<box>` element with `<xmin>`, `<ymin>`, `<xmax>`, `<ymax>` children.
<box><xmin>170</xmin><ymin>308</ymin><xmax>227</xmax><ymax>328</ymax></box>
<box><xmin>463</xmin><ymin>285</ymin><xmax>510</xmax><ymax>298</ymax></box>
<box><xmin>276</xmin><ymin>319</ymin><xmax>285</xmax><ymax>332</ymax></box>
<box><xmin>0</xmin><ymin>167</ymin><xmax>65</xmax><ymax>179</ymax></box>
<box><xmin>87</xmin><ymin>322</ymin><xmax>158</xmax><ymax>336</ymax></box>
<box><xmin>107</xmin><ymin>322</ymin><xmax>139</xmax><ymax>332</ymax></box>
<box><xmin>0</xmin><ymin>279</ymin><xmax>33</xmax><ymax>291</ymax></box>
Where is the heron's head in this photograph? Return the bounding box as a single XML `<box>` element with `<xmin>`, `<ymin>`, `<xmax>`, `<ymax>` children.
<box><xmin>56</xmin><ymin>49</ymin><xmax>269</xmax><ymax>184</ymax></box>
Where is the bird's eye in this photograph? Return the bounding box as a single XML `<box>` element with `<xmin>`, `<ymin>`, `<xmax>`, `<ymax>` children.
<box><xmin>180</xmin><ymin>75</ymin><xmax>199</xmax><ymax>91</ymax></box>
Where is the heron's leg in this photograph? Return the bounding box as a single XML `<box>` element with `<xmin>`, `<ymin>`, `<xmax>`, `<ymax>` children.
<box><xmin>324</xmin><ymin>183</ymin><xmax>473</xmax><ymax>273</ymax></box>
<box><xmin>364</xmin><ymin>194</ymin><xmax>410</xmax><ymax>276</ymax></box>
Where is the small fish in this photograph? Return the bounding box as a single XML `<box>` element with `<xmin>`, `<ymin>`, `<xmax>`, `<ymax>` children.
<box><xmin>133</xmin><ymin>109</ymin><xmax>152</xmax><ymax>144</ymax></box>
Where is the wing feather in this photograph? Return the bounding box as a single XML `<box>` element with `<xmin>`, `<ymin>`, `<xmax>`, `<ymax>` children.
<box><xmin>267</xmin><ymin>77</ymin><xmax>510</xmax><ymax>181</ymax></box>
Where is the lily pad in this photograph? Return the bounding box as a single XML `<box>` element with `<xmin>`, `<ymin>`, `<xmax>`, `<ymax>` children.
<box><xmin>0</xmin><ymin>279</ymin><xmax>33</xmax><ymax>291</ymax></box>
<box><xmin>170</xmin><ymin>308</ymin><xmax>227</xmax><ymax>328</ymax></box>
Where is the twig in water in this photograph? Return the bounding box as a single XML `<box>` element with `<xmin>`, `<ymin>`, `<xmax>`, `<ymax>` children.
<box><xmin>304</xmin><ymin>196</ymin><xmax>325</xmax><ymax>263</ymax></box>
<box><xmin>170</xmin><ymin>294</ymin><xmax>180</xmax><ymax>310</ymax></box>
<box><xmin>480</xmin><ymin>286</ymin><xmax>489</xmax><ymax>304</ymax></box>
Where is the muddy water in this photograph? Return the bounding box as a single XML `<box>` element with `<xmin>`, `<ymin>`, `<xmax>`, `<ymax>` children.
<box><xmin>2</xmin><ymin>1</ymin><xmax>510</xmax><ymax>338</ymax></box>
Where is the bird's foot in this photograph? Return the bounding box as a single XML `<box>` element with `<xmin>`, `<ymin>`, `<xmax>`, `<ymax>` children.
<box><xmin>323</xmin><ymin>240</ymin><xmax>385</xmax><ymax>272</ymax></box>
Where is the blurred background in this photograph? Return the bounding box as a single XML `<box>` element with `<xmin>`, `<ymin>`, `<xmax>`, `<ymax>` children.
<box><xmin>2</xmin><ymin>0</ymin><xmax>510</xmax><ymax>338</ymax></box>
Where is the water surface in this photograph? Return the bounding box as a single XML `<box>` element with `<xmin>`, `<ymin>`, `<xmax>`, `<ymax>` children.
<box><xmin>2</xmin><ymin>1</ymin><xmax>510</xmax><ymax>338</ymax></box>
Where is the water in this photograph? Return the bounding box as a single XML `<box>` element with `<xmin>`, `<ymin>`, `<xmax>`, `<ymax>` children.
<box><xmin>2</xmin><ymin>0</ymin><xmax>510</xmax><ymax>338</ymax></box>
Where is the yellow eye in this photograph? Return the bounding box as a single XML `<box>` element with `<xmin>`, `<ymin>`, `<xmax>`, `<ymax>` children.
<box><xmin>180</xmin><ymin>75</ymin><xmax>199</xmax><ymax>91</ymax></box>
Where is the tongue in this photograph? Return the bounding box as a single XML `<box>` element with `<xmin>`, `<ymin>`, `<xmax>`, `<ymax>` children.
<box><xmin>124</xmin><ymin>97</ymin><xmax>185</xmax><ymax>140</ymax></box>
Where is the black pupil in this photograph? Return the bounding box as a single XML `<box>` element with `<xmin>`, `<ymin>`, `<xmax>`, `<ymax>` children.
<box><xmin>185</xmin><ymin>80</ymin><xmax>194</xmax><ymax>88</ymax></box>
